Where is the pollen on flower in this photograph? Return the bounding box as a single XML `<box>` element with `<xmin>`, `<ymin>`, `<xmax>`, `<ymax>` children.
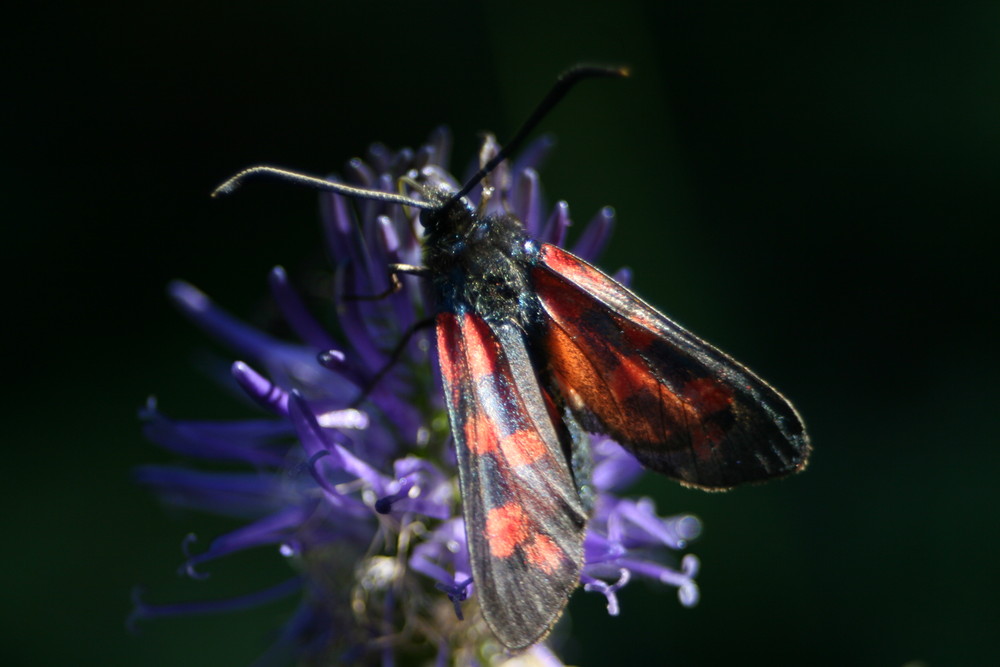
<box><xmin>359</xmin><ymin>556</ymin><xmax>403</xmax><ymax>591</ymax></box>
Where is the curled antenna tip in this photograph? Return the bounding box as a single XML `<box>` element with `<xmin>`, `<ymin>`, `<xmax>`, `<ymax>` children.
<box><xmin>211</xmin><ymin>168</ymin><xmax>261</xmax><ymax>198</ymax></box>
<box><xmin>211</xmin><ymin>182</ymin><xmax>235</xmax><ymax>198</ymax></box>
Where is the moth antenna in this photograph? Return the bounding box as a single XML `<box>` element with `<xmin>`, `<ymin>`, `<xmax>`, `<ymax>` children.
<box><xmin>212</xmin><ymin>165</ymin><xmax>437</xmax><ymax>210</ymax></box>
<box><xmin>212</xmin><ymin>66</ymin><xmax>627</xmax><ymax>213</ymax></box>
<box><xmin>447</xmin><ymin>65</ymin><xmax>629</xmax><ymax>206</ymax></box>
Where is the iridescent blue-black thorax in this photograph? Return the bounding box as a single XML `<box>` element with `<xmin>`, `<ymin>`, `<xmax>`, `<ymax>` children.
<box><xmin>420</xmin><ymin>190</ymin><xmax>543</xmax><ymax>328</ymax></box>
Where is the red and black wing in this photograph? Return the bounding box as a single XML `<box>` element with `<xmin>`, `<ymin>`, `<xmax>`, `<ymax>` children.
<box><xmin>533</xmin><ymin>243</ymin><xmax>810</xmax><ymax>490</ymax></box>
<box><xmin>435</xmin><ymin>310</ymin><xmax>589</xmax><ymax>650</ymax></box>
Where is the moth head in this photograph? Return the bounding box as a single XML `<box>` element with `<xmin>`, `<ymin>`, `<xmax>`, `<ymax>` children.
<box><xmin>417</xmin><ymin>186</ymin><xmax>488</xmax><ymax>255</ymax></box>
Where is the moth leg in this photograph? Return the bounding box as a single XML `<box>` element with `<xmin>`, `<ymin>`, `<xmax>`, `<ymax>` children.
<box><xmin>350</xmin><ymin>317</ymin><xmax>435</xmax><ymax>408</ymax></box>
<box><xmin>342</xmin><ymin>263</ymin><xmax>430</xmax><ymax>302</ymax></box>
<box><xmin>388</xmin><ymin>263</ymin><xmax>430</xmax><ymax>277</ymax></box>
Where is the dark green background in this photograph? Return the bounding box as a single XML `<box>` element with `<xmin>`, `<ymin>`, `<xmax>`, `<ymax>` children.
<box><xmin>6</xmin><ymin>1</ymin><xmax>997</xmax><ymax>665</ymax></box>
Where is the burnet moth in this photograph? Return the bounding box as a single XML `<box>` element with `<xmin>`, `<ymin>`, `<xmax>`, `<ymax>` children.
<box><xmin>214</xmin><ymin>66</ymin><xmax>811</xmax><ymax>651</ymax></box>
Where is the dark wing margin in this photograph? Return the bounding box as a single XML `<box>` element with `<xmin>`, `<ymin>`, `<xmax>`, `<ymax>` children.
<box><xmin>435</xmin><ymin>310</ymin><xmax>588</xmax><ymax>650</ymax></box>
<box><xmin>533</xmin><ymin>243</ymin><xmax>811</xmax><ymax>490</ymax></box>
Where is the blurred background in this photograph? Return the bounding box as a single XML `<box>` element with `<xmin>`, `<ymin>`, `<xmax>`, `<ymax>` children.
<box><xmin>5</xmin><ymin>1</ymin><xmax>997</xmax><ymax>665</ymax></box>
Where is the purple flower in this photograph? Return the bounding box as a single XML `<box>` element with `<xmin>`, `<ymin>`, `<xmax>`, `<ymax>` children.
<box><xmin>132</xmin><ymin>128</ymin><xmax>702</xmax><ymax>665</ymax></box>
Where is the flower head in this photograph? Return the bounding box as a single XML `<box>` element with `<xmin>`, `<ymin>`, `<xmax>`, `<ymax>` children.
<box><xmin>133</xmin><ymin>127</ymin><xmax>701</xmax><ymax>665</ymax></box>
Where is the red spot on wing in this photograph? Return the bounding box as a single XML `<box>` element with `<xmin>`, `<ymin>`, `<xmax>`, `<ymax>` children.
<box><xmin>540</xmin><ymin>244</ymin><xmax>662</xmax><ymax>331</ymax></box>
<box><xmin>523</xmin><ymin>534</ymin><xmax>564</xmax><ymax>575</ymax></box>
<box><xmin>484</xmin><ymin>503</ymin><xmax>566</xmax><ymax>574</ymax></box>
<box><xmin>539</xmin><ymin>244</ymin><xmax>603</xmax><ymax>290</ymax></box>
<box><xmin>463</xmin><ymin>414</ymin><xmax>549</xmax><ymax>466</ymax></box>
<box><xmin>485</xmin><ymin>503</ymin><xmax>529</xmax><ymax>559</ymax></box>
<box><xmin>435</xmin><ymin>312</ymin><xmax>461</xmax><ymax>392</ymax></box>
<box><xmin>463</xmin><ymin>410</ymin><xmax>500</xmax><ymax>456</ymax></box>
<box><xmin>499</xmin><ymin>428</ymin><xmax>547</xmax><ymax>467</ymax></box>
<box><xmin>436</xmin><ymin>311</ymin><xmax>500</xmax><ymax>390</ymax></box>
<box><xmin>459</xmin><ymin>312</ymin><xmax>500</xmax><ymax>381</ymax></box>
<box><xmin>684</xmin><ymin>377</ymin><xmax>732</xmax><ymax>414</ymax></box>
<box><xmin>605</xmin><ymin>350</ymin><xmax>657</xmax><ymax>409</ymax></box>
